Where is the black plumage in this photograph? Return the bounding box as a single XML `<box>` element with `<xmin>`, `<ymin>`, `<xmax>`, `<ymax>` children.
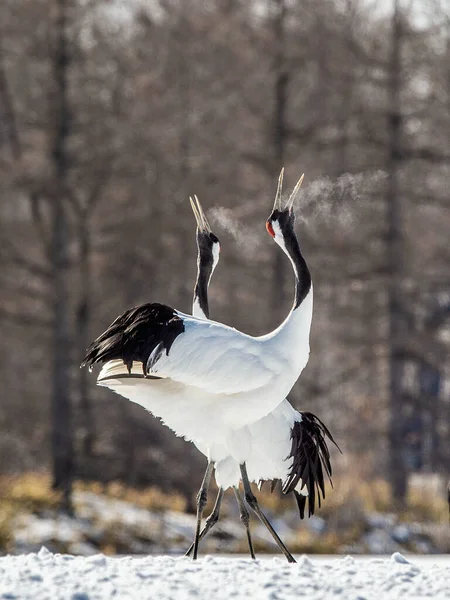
<box><xmin>81</xmin><ymin>302</ymin><xmax>185</xmax><ymax>376</ymax></box>
<box><xmin>268</xmin><ymin>209</ymin><xmax>312</xmax><ymax>309</ymax></box>
<box><xmin>282</xmin><ymin>412</ymin><xmax>340</xmax><ymax>519</ymax></box>
<box><xmin>193</xmin><ymin>231</ymin><xmax>219</xmax><ymax>319</ymax></box>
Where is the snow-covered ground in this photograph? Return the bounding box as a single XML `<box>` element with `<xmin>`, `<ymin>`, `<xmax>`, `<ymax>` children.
<box><xmin>4</xmin><ymin>487</ymin><xmax>449</xmax><ymax>598</ymax></box>
<box><xmin>0</xmin><ymin>548</ymin><xmax>449</xmax><ymax>600</ymax></box>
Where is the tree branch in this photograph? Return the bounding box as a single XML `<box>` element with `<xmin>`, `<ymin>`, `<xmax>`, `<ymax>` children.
<box><xmin>0</xmin><ymin>307</ymin><xmax>51</xmax><ymax>329</ymax></box>
<box><xmin>0</xmin><ymin>238</ymin><xmax>51</xmax><ymax>281</ymax></box>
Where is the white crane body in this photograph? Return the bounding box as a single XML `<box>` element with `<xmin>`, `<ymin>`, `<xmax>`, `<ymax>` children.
<box><xmin>83</xmin><ymin>173</ymin><xmax>336</xmax><ymax>562</ymax></box>
<box><xmin>96</xmin><ymin>290</ymin><xmax>312</xmax><ymax>484</ymax></box>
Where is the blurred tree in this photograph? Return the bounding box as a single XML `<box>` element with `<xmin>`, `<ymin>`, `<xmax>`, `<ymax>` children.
<box><xmin>49</xmin><ymin>0</ymin><xmax>74</xmax><ymax>512</ymax></box>
<box><xmin>270</xmin><ymin>0</ymin><xmax>289</xmax><ymax>311</ymax></box>
<box><xmin>0</xmin><ymin>0</ymin><xmax>448</xmax><ymax>509</ymax></box>
<box><xmin>386</xmin><ymin>0</ymin><xmax>408</xmax><ymax>506</ymax></box>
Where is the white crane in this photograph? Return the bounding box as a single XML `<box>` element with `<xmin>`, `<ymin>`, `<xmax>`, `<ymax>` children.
<box><xmin>184</xmin><ymin>195</ymin><xmax>338</xmax><ymax>561</ymax></box>
<box><xmin>82</xmin><ymin>170</ymin><xmax>325</xmax><ymax>562</ymax></box>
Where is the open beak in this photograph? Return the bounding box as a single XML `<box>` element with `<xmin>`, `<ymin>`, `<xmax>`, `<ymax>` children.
<box><xmin>272</xmin><ymin>168</ymin><xmax>304</xmax><ymax>211</ymax></box>
<box><xmin>287</xmin><ymin>173</ymin><xmax>305</xmax><ymax>211</ymax></box>
<box><xmin>273</xmin><ymin>167</ymin><xmax>284</xmax><ymax>211</ymax></box>
<box><xmin>190</xmin><ymin>195</ymin><xmax>211</xmax><ymax>232</ymax></box>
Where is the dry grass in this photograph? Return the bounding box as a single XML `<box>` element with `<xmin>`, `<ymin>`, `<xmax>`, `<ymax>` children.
<box><xmin>0</xmin><ymin>473</ymin><xmax>60</xmax><ymax>552</ymax></box>
<box><xmin>1</xmin><ymin>471</ymin><xmax>446</xmax><ymax>523</ymax></box>
<box><xmin>0</xmin><ymin>473</ymin><xmax>60</xmax><ymax>512</ymax></box>
<box><xmin>255</xmin><ymin>472</ymin><xmax>448</xmax><ymax>553</ymax></box>
<box><xmin>255</xmin><ymin>476</ymin><xmax>392</xmax><ymax>520</ymax></box>
<box><xmin>0</xmin><ymin>473</ymin><xmax>187</xmax><ymax>513</ymax></box>
<box><xmin>0</xmin><ymin>472</ymin><xmax>187</xmax><ymax>553</ymax></box>
<box><xmin>0</xmin><ymin>471</ymin><xmax>447</xmax><ymax>554</ymax></box>
<box><xmin>404</xmin><ymin>485</ymin><xmax>448</xmax><ymax>524</ymax></box>
<box><xmin>75</xmin><ymin>480</ymin><xmax>187</xmax><ymax>513</ymax></box>
<box><xmin>0</xmin><ymin>504</ymin><xmax>15</xmax><ymax>552</ymax></box>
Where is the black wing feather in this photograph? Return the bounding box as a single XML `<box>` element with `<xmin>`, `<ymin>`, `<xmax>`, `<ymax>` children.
<box><xmin>81</xmin><ymin>303</ymin><xmax>184</xmax><ymax>375</ymax></box>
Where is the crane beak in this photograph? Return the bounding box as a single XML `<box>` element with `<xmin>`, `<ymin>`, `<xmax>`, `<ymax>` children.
<box><xmin>273</xmin><ymin>167</ymin><xmax>284</xmax><ymax>211</ymax></box>
<box><xmin>287</xmin><ymin>173</ymin><xmax>304</xmax><ymax>211</ymax></box>
<box><xmin>190</xmin><ymin>195</ymin><xmax>211</xmax><ymax>232</ymax></box>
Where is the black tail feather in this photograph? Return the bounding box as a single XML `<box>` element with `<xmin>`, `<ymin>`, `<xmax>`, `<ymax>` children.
<box><xmin>293</xmin><ymin>490</ymin><xmax>307</xmax><ymax>520</ymax></box>
<box><xmin>282</xmin><ymin>412</ymin><xmax>340</xmax><ymax>519</ymax></box>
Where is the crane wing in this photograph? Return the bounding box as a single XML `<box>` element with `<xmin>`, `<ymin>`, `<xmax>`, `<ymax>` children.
<box><xmin>82</xmin><ymin>303</ymin><xmax>278</xmax><ymax>396</ymax></box>
<box><xmin>151</xmin><ymin>314</ymin><xmax>277</xmax><ymax>394</ymax></box>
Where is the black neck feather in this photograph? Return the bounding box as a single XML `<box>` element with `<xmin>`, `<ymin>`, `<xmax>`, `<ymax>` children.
<box><xmin>194</xmin><ymin>234</ymin><xmax>215</xmax><ymax>319</ymax></box>
<box><xmin>284</xmin><ymin>230</ymin><xmax>311</xmax><ymax>309</ymax></box>
<box><xmin>193</xmin><ymin>268</ymin><xmax>210</xmax><ymax>319</ymax></box>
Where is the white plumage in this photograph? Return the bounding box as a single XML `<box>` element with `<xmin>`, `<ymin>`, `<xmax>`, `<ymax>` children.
<box><xmin>96</xmin><ymin>291</ymin><xmax>312</xmax><ymax>486</ymax></box>
<box><xmin>97</xmin><ymin>297</ymin><xmax>310</xmax><ymax>421</ymax></box>
<box><xmin>89</xmin><ymin>171</ymin><xmax>313</xmax><ymax>479</ymax></box>
<box><xmin>180</xmin><ymin>198</ymin><xmax>313</xmax><ymax>493</ymax></box>
<box><xmin>83</xmin><ymin>172</ymin><xmax>335</xmax><ymax>561</ymax></box>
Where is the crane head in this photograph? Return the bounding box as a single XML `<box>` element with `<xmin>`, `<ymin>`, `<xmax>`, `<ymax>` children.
<box><xmin>266</xmin><ymin>169</ymin><xmax>304</xmax><ymax>243</ymax></box>
<box><xmin>190</xmin><ymin>195</ymin><xmax>221</xmax><ymax>271</ymax></box>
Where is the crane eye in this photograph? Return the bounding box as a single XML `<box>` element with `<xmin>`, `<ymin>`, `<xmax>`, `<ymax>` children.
<box><xmin>266</xmin><ymin>221</ymin><xmax>275</xmax><ymax>238</ymax></box>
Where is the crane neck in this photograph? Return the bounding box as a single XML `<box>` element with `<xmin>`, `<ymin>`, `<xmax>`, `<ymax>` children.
<box><xmin>192</xmin><ymin>257</ymin><xmax>212</xmax><ymax>319</ymax></box>
<box><xmin>264</xmin><ymin>228</ymin><xmax>313</xmax><ymax>368</ymax></box>
<box><xmin>283</xmin><ymin>229</ymin><xmax>312</xmax><ymax>311</ymax></box>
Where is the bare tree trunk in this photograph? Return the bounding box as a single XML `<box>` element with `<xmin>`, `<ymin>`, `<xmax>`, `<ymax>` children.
<box><xmin>386</xmin><ymin>0</ymin><xmax>407</xmax><ymax>506</ymax></box>
<box><xmin>334</xmin><ymin>0</ymin><xmax>354</xmax><ymax>177</ymax></box>
<box><xmin>117</xmin><ymin>258</ymin><xmax>140</xmax><ymax>486</ymax></box>
<box><xmin>271</xmin><ymin>0</ymin><xmax>288</xmax><ymax>313</ymax></box>
<box><xmin>50</xmin><ymin>0</ymin><xmax>74</xmax><ymax>513</ymax></box>
<box><xmin>176</xmin><ymin>6</ymin><xmax>192</xmax><ymax>307</ymax></box>
<box><xmin>76</xmin><ymin>213</ymin><xmax>95</xmax><ymax>458</ymax></box>
<box><xmin>0</xmin><ymin>42</ymin><xmax>21</xmax><ymax>160</ymax></box>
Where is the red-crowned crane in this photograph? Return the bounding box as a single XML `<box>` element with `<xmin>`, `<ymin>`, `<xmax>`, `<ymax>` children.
<box><xmin>185</xmin><ymin>195</ymin><xmax>338</xmax><ymax>561</ymax></box>
<box><xmin>82</xmin><ymin>170</ymin><xmax>334</xmax><ymax>562</ymax></box>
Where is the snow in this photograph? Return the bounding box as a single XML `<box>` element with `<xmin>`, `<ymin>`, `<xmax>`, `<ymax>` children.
<box><xmin>0</xmin><ymin>549</ymin><xmax>449</xmax><ymax>600</ymax></box>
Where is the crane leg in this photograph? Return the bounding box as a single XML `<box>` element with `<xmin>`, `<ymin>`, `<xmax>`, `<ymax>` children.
<box><xmin>233</xmin><ymin>486</ymin><xmax>256</xmax><ymax>559</ymax></box>
<box><xmin>185</xmin><ymin>487</ymin><xmax>224</xmax><ymax>557</ymax></box>
<box><xmin>240</xmin><ymin>463</ymin><xmax>296</xmax><ymax>564</ymax></box>
<box><xmin>191</xmin><ymin>461</ymin><xmax>214</xmax><ymax>560</ymax></box>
